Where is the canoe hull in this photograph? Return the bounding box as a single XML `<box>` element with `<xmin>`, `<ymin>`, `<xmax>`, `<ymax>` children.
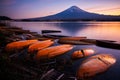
<box><xmin>59</xmin><ymin>37</ymin><xmax>87</xmax><ymax>41</ymax></box>
<box><xmin>71</xmin><ymin>49</ymin><xmax>94</xmax><ymax>59</ymax></box>
<box><xmin>6</xmin><ymin>39</ymin><xmax>38</xmax><ymax>52</ymax></box>
<box><xmin>77</xmin><ymin>54</ymin><xmax>116</xmax><ymax>79</ymax></box>
<box><xmin>34</xmin><ymin>45</ymin><xmax>73</xmax><ymax>61</ymax></box>
<box><xmin>96</xmin><ymin>40</ymin><xmax>120</xmax><ymax>49</ymax></box>
<box><xmin>28</xmin><ymin>40</ymin><xmax>54</xmax><ymax>53</ymax></box>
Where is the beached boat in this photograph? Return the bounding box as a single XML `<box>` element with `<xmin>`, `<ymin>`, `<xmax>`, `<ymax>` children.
<box><xmin>28</xmin><ymin>40</ymin><xmax>54</xmax><ymax>53</ymax></box>
<box><xmin>37</xmin><ymin>37</ymin><xmax>54</xmax><ymax>41</ymax></box>
<box><xmin>42</xmin><ymin>34</ymin><xmax>69</xmax><ymax>39</ymax></box>
<box><xmin>77</xmin><ymin>54</ymin><xmax>116</xmax><ymax>80</ymax></box>
<box><xmin>34</xmin><ymin>44</ymin><xmax>73</xmax><ymax>61</ymax></box>
<box><xmin>71</xmin><ymin>49</ymin><xmax>95</xmax><ymax>59</ymax></box>
<box><xmin>80</xmin><ymin>39</ymin><xmax>116</xmax><ymax>44</ymax></box>
<box><xmin>96</xmin><ymin>40</ymin><xmax>120</xmax><ymax>49</ymax></box>
<box><xmin>58</xmin><ymin>40</ymin><xmax>93</xmax><ymax>45</ymax></box>
<box><xmin>6</xmin><ymin>39</ymin><xmax>38</xmax><ymax>52</ymax></box>
<box><xmin>58</xmin><ymin>38</ymin><xmax>116</xmax><ymax>45</ymax></box>
<box><xmin>58</xmin><ymin>37</ymin><xmax>90</xmax><ymax>45</ymax></box>
<box><xmin>41</xmin><ymin>30</ymin><xmax>61</xmax><ymax>34</ymax></box>
<box><xmin>59</xmin><ymin>37</ymin><xmax>87</xmax><ymax>41</ymax></box>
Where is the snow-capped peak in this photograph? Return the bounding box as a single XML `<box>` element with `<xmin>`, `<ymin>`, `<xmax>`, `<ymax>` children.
<box><xmin>67</xmin><ymin>6</ymin><xmax>86</xmax><ymax>13</ymax></box>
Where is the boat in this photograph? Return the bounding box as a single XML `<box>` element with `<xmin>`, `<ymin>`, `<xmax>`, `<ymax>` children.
<box><xmin>6</xmin><ymin>39</ymin><xmax>38</xmax><ymax>52</ymax></box>
<box><xmin>77</xmin><ymin>54</ymin><xmax>116</xmax><ymax>80</ymax></box>
<box><xmin>58</xmin><ymin>38</ymin><xmax>116</xmax><ymax>45</ymax></box>
<box><xmin>34</xmin><ymin>44</ymin><xmax>73</xmax><ymax>61</ymax></box>
<box><xmin>80</xmin><ymin>39</ymin><xmax>116</xmax><ymax>44</ymax></box>
<box><xmin>96</xmin><ymin>40</ymin><xmax>120</xmax><ymax>49</ymax></box>
<box><xmin>59</xmin><ymin>37</ymin><xmax>87</xmax><ymax>41</ymax></box>
<box><xmin>58</xmin><ymin>37</ymin><xmax>91</xmax><ymax>45</ymax></box>
<box><xmin>37</xmin><ymin>37</ymin><xmax>54</xmax><ymax>41</ymax></box>
<box><xmin>28</xmin><ymin>40</ymin><xmax>54</xmax><ymax>53</ymax></box>
<box><xmin>58</xmin><ymin>40</ymin><xmax>93</xmax><ymax>45</ymax></box>
<box><xmin>71</xmin><ymin>49</ymin><xmax>95</xmax><ymax>59</ymax></box>
<box><xmin>41</xmin><ymin>30</ymin><xmax>61</xmax><ymax>34</ymax></box>
<box><xmin>42</xmin><ymin>34</ymin><xmax>70</xmax><ymax>39</ymax></box>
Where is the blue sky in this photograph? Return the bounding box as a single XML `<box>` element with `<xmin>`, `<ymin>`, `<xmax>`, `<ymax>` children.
<box><xmin>0</xmin><ymin>0</ymin><xmax>120</xmax><ymax>19</ymax></box>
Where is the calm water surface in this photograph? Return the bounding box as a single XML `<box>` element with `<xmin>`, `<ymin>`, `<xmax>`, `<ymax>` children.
<box><xmin>10</xmin><ymin>21</ymin><xmax>120</xmax><ymax>42</ymax></box>
<box><xmin>10</xmin><ymin>21</ymin><xmax>120</xmax><ymax>80</ymax></box>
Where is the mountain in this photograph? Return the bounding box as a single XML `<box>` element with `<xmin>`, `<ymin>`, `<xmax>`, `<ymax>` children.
<box><xmin>23</xmin><ymin>6</ymin><xmax>120</xmax><ymax>21</ymax></box>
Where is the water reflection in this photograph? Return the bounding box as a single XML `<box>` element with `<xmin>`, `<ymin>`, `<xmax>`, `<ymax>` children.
<box><xmin>76</xmin><ymin>22</ymin><xmax>120</xmax><ymax>42</ymax></box>
<box><xmin>11</xmin><ymin>21</ymin><xmax>120</xmax><ymax>42</ymax></box>
<box><xmin>10</xmin><ymin>22</ymin><xmax>70</xmax><ymax>35</ymax></box>
<box><xmin>55</xmin><ymin>22</ymin><xmax>89</xmax><ymax>35</ymax></box>
<box><xmin>10</xmin><ymin>21</ymin><xmax>120</xmax><ymax>80</ymax></box>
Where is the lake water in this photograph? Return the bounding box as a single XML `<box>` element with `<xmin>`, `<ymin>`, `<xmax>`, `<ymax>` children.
<box><xmin>10</xmin><ymin>21</ymin><xmax>120</xmax><ymax>80</ymax></box>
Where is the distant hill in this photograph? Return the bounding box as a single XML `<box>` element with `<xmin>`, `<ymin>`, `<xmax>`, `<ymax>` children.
<box><xmin>22</xmin><ymin>6</ymin><xmax>120</xmax><ymax>21</ymax></box>
<box><xmin>0</xmin><ymin>16</ymin><xmax>12</xmax><ymax>20</ymax></box>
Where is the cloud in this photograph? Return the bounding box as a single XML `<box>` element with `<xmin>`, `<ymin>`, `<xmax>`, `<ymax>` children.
<box><xmin>0</xmin><ymin>0</ymin><xmax>16</xmax><ymax>5</ymax></box>
<box><xmin>88</xmin><ymin>7</ymin><xmax>120</xmax><ymax>12</ymax></box>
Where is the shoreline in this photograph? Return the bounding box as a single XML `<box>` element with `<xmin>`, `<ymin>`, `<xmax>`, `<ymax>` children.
<box><xmin>0</xmin><ymin>23</ymin><xmax>76</xmax><ymax>80</ymax></box>
<box><xmin>0</xmin><ymin>23</ymin><xmax>54</xmax><ymax>46</ymax></box>
<box><xmin>0</xmin><ymin>22</ymin><xmax>118</xmax><ymax>80</ymax></box>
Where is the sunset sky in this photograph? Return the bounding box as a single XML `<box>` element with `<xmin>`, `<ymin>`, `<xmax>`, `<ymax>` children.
<box><xmin>0</xmin><ymin>0</ymin><xmax>120</xmax><ymax>19</ymax></box>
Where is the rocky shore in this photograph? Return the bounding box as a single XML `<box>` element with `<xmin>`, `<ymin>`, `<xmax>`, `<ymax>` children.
<box><xmin>0</xmin><ymin>23</ymin><xmax>116</xmax><ymax>80</ymax></box>
<box><xmin>0</xmin><ymin>23</ymin><xmax>76</xmax><ymax>80</ymax></box>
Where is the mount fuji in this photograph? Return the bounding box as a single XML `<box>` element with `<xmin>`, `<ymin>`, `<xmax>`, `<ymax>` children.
<box><xmin>23</xmin><ymin>6</ymin><xmax>120</xmax><ymax>21</ymax></box>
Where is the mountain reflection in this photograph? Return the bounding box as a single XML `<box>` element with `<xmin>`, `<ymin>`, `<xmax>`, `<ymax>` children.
<box><xmin>11</xmin><ymin>21</ymin><xmax>120</xmax><ymax>42</ymax></box>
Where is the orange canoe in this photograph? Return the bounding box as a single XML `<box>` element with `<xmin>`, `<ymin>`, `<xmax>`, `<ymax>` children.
<box><xmin>28</xmin><ymin>40</ymin><xmax>54</xmax><ymax>53</ymax></box>
<box><xmin>71</xmin><ymin>49</ymin><xmax>95</xmax><ymax>59</ymax></box>
<box><xmin>58</xmin><ymin>37</ymin><xmax>90</xmax><ymax>45</ymax></box>
<box><xmin>77</xmin><ymin>54</ymin><xmax>116</xmax><ymax>80</ymax></box>
<box><xmin>34</xmin><ymin>44</ymin><xmax>73</xmax><ymax>61</ymax></box>
<box><xmin>59</xmin><ymin>37</ymin><xmax>87</xmax><ymax>41</ymax></box>
<box><xmin>6</xmin><ymin>39</ymin><xmax>38</xmax><ymax>52</ymax></box>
